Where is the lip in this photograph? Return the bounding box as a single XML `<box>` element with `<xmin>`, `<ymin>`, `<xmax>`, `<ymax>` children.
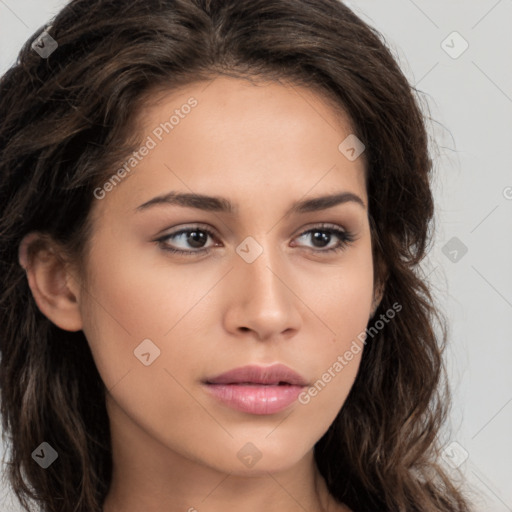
<box><xmin>202</xmin><ymin>364</ymin><xmax>308</xmax><ymax>415</ymax></box>
<box><xmin>204</xmin><ymin>363</ymin><xmax>309</xmax><ymax>386</ymax></box>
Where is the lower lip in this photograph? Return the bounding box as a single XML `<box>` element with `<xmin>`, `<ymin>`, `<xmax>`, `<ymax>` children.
<box><xmin>203</xmin><ymin>383</ymin><xmax>305</xmax><ymax>415</ymax></box>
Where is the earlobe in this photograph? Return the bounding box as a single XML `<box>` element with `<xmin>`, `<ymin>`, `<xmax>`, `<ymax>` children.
<box><xmin>18</xmin><ymin>232</ymin><xmax>83</xmax><ymax>332</ymax></box>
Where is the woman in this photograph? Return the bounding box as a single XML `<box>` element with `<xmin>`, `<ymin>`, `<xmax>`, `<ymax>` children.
<box><xmin>0</xmin><ymin>0</ymin><xmax>472</xmax><ymax>511</ymax></box>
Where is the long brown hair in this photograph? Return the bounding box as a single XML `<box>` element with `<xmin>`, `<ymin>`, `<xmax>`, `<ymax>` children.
<box><xmin>0</xmin><ymin>1</ymin><xmax>471</xmax><ymax>511</ymax></box>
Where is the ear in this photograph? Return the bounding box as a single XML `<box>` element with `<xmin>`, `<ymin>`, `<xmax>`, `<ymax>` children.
<box><xmin>370</xmin><ymin>260</ymin><xmax>388</xmax><ymax>319</ymax></box>
<box><xmin>18</xmin><ymin>232</ymin><xmax>83</xmax><ymax>332</ymax></box>
<box><xmin>370</xmin><ymin>284</ymin><xmax>384</xmax><ymax>319</ymax></box>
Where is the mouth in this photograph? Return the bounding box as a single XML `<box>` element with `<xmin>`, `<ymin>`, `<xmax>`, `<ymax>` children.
<box><xmin>202</xmin><ymin>363</ymin><xmax>308</xmax><ymax>415</ymax></box>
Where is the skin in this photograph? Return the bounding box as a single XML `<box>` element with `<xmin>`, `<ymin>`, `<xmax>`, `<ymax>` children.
<box><xmin>19</xmin><ymin>76</ymin><xmax>383</xmax><ymax>512</ymax></box>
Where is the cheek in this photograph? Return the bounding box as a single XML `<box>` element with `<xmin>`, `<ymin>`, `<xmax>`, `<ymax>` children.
<box><xmin>320</xmin><ymin>246</ymin><xmax>374</xmax><ymax>342</ymax></box>
<box><xmin>78</xmin><ymin>246</ymin><xmax>173</xmax><ymax>386</ymax></box>
<box><xmin>299</xmin><ymin>247</ymin><xmax>373</xmax><ymax>415</ymax></box>
<box><xmin>294</xmin><ymin>292</ymin><xmax>368</xmax><ymax>436</ymax></box>
<box><xmin>79</xmin><ymin>237</ymin><xmax>227</xmax><ymax>393</ymax></box>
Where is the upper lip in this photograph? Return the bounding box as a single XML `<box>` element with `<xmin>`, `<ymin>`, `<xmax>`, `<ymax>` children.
<box><xmin>204</xmin><ymin>363</ymin><xmax>308</xmax><ymax>386</ymax></box>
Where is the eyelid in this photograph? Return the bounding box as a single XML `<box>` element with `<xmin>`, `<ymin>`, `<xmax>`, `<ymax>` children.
<box><xmin>291</xmin><ymin>221</ymin><xmax>348</xmax><ymax>237</ymax></box>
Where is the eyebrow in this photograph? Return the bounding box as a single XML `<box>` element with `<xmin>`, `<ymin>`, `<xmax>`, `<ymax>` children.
<box><xmin>135</xmin><ymin>190</ymin><xmax>366</xmax><ymax>214</ymax></box>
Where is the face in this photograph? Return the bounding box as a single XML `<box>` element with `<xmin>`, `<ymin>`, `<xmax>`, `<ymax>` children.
<box><xmin>77</xmin><ymin>76</ymin><xmax>375</xmax><ymax>475</ymax></box>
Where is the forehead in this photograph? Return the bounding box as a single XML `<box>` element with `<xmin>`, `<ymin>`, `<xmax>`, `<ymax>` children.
<box><xmin>93</xmin><ymin>76</ymin><xmax>368</xmax><ymax>218</ymax></box>
<box><xmin>138</xmin><ymin>76</ymin><xmax>358</xmax><ymax>154</ymax></box>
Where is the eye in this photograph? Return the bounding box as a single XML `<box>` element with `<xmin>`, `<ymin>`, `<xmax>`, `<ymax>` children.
<box><xmin>292</xmin><ymin>224</ymin><xmax>355</xmax><ymax>253</ymax></box>
<box><xmin>155</xmin><ymin>223</ymin><xmax>356</xmax><ymax>257</ymax></box>
<box><xmin>156</xmin><ymin>224</ymin><xmax>218</xmax><ymax>256</ymax></box>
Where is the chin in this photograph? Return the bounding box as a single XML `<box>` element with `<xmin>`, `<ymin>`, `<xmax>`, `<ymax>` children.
<box><xmin>210</xmin><ymin>436</ymin><xmax>313</xmax><ymax>476</ymax></box>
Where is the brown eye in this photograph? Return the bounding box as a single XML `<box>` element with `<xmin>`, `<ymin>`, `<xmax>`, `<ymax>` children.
<box><xmin>157</xmin><ymin>226</ymin><xmax>218</xmax><ymax>255</ymax></box>
<box><xmin>293</xmin><ymin>225</ymin><xmax>355</xmax><ymax>253</ymax></box>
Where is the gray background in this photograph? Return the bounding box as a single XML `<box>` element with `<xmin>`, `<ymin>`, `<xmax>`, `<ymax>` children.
<box><xmin>1</xmin><ymin>0</ymin><xmax>511</xmax><ymax>510</ymax></box>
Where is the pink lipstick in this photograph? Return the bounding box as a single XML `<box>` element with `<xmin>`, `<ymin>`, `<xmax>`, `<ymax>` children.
<box><xmin>202</xmin><ymin>363</ymin><xmax>308</xmax><ymax>415</ymax></box>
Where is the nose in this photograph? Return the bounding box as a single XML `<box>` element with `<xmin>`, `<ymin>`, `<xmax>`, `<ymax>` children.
<box><xmin>222</xmin><ymin>244</ymin><xmax>302</xmax><ymax>341</ymax></box>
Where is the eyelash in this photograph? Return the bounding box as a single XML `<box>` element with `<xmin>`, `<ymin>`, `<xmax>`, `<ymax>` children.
<box><xmin>155</xmin><ymin>223</ymin><xmax>356</xmax><ymax>256</ymax></box>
